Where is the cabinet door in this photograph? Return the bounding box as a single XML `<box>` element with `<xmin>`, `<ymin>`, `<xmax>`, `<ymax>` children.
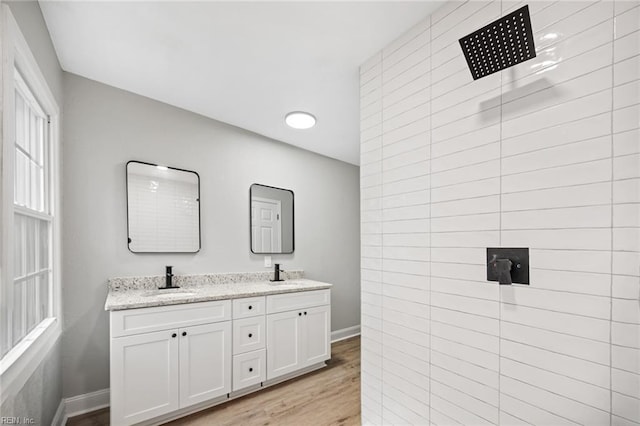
<box><xmin>302</xmin><ymin>305</ymin><xmax>331</xmax><ymax>367</ymax></box>
<box><xmin>266</xmin><ymin>310</ymin><xmax>301</xmax><ymax>380</ymax></box>
<box><xmin>179</xmin><ymin>321</ymin><xmax>232</xmax><ymax>408</ymax></box>
<box><xmin>111</xmin><ymin>330</ymin><xmax>179</xmax><ymax>425</ymax></box>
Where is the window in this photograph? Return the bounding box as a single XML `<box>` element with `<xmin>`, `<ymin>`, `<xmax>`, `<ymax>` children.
<box><xmin>0</xmin><ymin>6</ymin><xmax>60</xmax><ymax>391</ymax></box>
<box><xmin>5</xmin><ymin>70</ymin><xmax>53</xmax><ymax>357</ymax></box>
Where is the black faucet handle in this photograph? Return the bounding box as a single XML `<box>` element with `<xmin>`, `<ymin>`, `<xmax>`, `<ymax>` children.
<box><xmin>496</xmin><ymin>258</ymin><xmax>513</xmax><ymax>285</ymax></box>
<box><xmin>166</xmin><ymin>265</ymin><xmax>173</xmax><ymax>275</ymax></box>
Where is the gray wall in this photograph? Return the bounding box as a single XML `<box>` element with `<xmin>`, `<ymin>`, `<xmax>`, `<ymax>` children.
<box><xmin>62</xmin><ymin>73</ymin><xmax>360</xmax><ymax>398</ymax></box>
<box><xmin>0</xmin><ymin>342</ymin><xmax>62</xmax><ymax>425</ymax></box>
<box><xmin>1</xmin><ymin>1</ymin><xmax>63</xmax><ymax>424</ymax></box>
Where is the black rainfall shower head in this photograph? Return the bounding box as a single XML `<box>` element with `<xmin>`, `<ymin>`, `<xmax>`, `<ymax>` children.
<box><xmin>459</xmin><ymin>5</ymin><xmax>536</xmax><ymax>80</ymax></box>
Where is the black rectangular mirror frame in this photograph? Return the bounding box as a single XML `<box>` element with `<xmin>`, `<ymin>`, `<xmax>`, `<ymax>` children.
<box><xmin>126</xmin><ymin>160</ymin><xmax>201</xmax><ymax>253</ymax></box>
<box><xmin>249</xmin><ymin>183</ymin><xmax>295</xmax><ymax>255</ymax></box>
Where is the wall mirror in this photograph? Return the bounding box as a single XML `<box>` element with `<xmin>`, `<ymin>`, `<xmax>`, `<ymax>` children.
<box><xmin>250</xmin><ymin>184</ymin><xmax>294</xmax><ymax>254</ymax></box>
<box><xmin>126</xmin><ymin>161</ymin><xmax>200</xmax><ymax>253</ymax></box>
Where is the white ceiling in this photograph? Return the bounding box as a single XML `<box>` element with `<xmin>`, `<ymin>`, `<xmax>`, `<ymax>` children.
<box><xmin>40</xmin><ymin>1</ymin><xmax>443</xmax><ymax>165</ymax></box>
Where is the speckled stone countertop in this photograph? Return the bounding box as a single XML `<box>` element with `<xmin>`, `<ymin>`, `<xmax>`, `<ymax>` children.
<box><xmin>104</xmin><ymin>270</ymin><xmax>332</xmax><ymax>311</ymax></box>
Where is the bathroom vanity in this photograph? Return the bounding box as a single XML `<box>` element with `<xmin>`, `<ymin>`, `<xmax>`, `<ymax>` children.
<box><xmin>104</xmin><ymin>271</ymin><xmax>331</xmax><ymax>425</ymax></box>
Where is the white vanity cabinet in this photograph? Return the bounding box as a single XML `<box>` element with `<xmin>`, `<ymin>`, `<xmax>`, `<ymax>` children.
<box><xmin>266</xmin><ymin>289</ymin><xmax>331</xmax><ymax>380</ymax></box>
<box><xmin>109</xmin><ymin>286</ymin><xmax>331</xmax><ymax>425</ymax></box>
<box><xmin>110</xmin><ymin>300</ymin><xmax>232</xmax><ymax>426</ymax></box>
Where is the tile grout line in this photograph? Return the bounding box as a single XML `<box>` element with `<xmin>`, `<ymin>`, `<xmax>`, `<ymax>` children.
<box><xmin>498</xmin><ymin>1</ymin><xmax>503</xmax><ymax>424</ymax></box>
<box><xmin>383</xmin><ymin>26</ymin><xmax>431</xmax><ymax>70</ymax></box>
<box><xmin>428</xmin><ymin>12</ymin><xmax>433</xmax><ymax>425</ymax></box>
<box><xmin>609</xmin><ymin>5</ymin><xmax>616</xmax><ymax>424</ymax></box>
<box><xmin>379</xmin><ymin>49</ymin><xmax>384</xmax><ymax>424</ymax></box>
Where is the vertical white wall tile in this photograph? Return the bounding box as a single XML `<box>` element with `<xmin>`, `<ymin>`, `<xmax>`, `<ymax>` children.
<box><xmin>612</xmin><ymin>2</ymin><xmax>640</xmax><ymax>423</ymax></box>
<box><xmin>381</xmin><ymin>14</ymin><xmax>432</xmax><ymax>425</ymax></box>
<box><xmin>360</xmin><ymin>50</ymin><xmax>383</xmax><ymax>426</ymax></box>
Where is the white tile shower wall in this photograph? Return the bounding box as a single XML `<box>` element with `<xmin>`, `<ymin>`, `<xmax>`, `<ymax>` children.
<box><xmin>381</xmin><ymin>18</ymin><xmax>431</xmax><ymax>425</ymax></box>
<box><xmin>612</xmin><ymin>2</ymin><xmax>640</xmax><ymax>425</ymax></box>
<box><xmin>361</xmin><ymin>51</ymin><xmax>384</xmax><ymax>426</ymax></box>
<box><xmin>360</xmin><ymin>1</ymin><xmax>640</xmax><ymax>424</ymax></box>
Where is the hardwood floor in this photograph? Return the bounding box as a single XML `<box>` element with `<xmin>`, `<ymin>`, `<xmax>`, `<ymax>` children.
<box><xmin>67</xmin><ymin>336</ymin><xmax>360</xmax><ymax>426</ymax></box>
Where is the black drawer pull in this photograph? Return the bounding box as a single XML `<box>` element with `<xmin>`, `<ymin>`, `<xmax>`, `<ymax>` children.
<box><xmin>171</xmin><ymin>333</ymin><xmax>177</xmax><ymax>338</ymax></box>
<box><xmin>248</xmin><ymin>305</ymin><xmax>253</xmax><ymax>310</ymax></box>
<box><xmin>249</xmin><ymin>367</ymin><xmax>253</xmax><ymax>372</ymax></box>
<box><xmin>182</xmin><ymin>331</ymin><xmax>187</xmax><ymax>337</ymax></box>
<box><xmin>298</xmin><ymin>312</ymin><xmax>302</xmax><ymax>316</ymax></box>
<box><xmin>248</xmin><ymin>333</ymin><xmax>253</xmax><ymax>338</ymax></box>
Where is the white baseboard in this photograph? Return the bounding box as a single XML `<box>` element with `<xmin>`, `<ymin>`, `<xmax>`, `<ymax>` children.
<box><xmin>58</xmin><ymin>327</ymin><xmax>360</xmax><ymax>423</ymax></box>
<box><xmin>51</xmin><ymin>398</ymin><xmax>66</xmax><ymax>426</ymax></box>
<box><xmin>331</xmin><ymin>325</ymin><xmax>360</xmax><ymax>343</ymax></box>
<box><xmin>64</xmin><ymin>388</ymin><xmax>110</xmax><ymax>420</ymax></box>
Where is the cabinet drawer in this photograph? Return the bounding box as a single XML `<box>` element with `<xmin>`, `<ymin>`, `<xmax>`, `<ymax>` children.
<box><xmin>111</xmin><ymin>300</ymin><xmax>231</xmax><ymax>338</ymax></box>
<box><xmin>233</xmin><ymin>296</ymin><xmax>265</xmax><ymax>319</ymax></box>
<box><xmin>233</xmin><ymin>316</ymin><xmax>265</xmax><ymax>355</ymax></box>
<box><xmin>266</xmin><ymin>289</ymin><xmax>330</xmax><ymax>314</ymax></box>
<box><xmin>232</xmin><ymin>349</ymin><xmax>266</xmax><ymax>392</ymax></box>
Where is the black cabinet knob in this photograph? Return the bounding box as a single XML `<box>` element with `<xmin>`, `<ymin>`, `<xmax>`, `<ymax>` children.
<box><xmin>249</xmin><ymin>367</ymin><xmax>253</xmax><ymax>372</ymax></box>
<box><xmin>171</xmin><ymin>333</ymin><xmax>177</xmax><ymax>338</ymax></box>
<box><xmin>248</xmin><ymin>305</ymin><xmax>253</xmax><ymax>310</ymax></box>
<box><xmin>298</xmin><ymin>312</ymin><xmax>302</xmax><ymax>316</ymax></box>
<box><xmin>248</xmin><ymin>333</ymin><xmax>253</xmax><ymax>338</ymax></box>
<box><xmin>304</xmin><ymin>312</ymin><xmax>307</xmax><ymax>315</ymax></box>
<box><xmin>182</xmin><ymin>331</ymin><xmax>187</xmax><ymax>337</ymax></box>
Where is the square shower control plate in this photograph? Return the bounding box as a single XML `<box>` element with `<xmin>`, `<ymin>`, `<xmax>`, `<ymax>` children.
<box><xmin>487</xmin><ymin>247</ymin><xmax>530</xmax><ymax>285</ymax></box>
<box><xmin>459</xmin><ymin>5</ymin><xmax>537</xmax><ymax>80</ymax></box>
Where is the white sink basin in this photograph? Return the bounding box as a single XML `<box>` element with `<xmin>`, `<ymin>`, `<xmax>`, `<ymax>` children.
<box><xmin>143</xmin><ymin>290</ymin><xmax>196</xmax><ymax>298</ymax></box>
<box><xmin>268</xmin><ymin>280</ymin><xmax>303</xmax><ymax>286</ymax></box>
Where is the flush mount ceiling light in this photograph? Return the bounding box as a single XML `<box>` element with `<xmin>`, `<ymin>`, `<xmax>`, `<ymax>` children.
<box><xmin>285</xmin><ymin>111</ymin><xmax>316</xmax><ymax>129</ymax></box>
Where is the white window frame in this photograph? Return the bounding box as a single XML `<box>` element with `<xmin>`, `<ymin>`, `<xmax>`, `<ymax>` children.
<box><xmin>0</xmin><ymin>5</ymin><xmax>62</xmax><ymax>405</ymax></box>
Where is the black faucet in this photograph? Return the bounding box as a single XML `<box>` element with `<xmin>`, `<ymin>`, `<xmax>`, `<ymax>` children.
<box><xmin>270</xmin><ymin>263</ymin><xmax>284</xmax><ymax>282</ymax></box>
<box><xmin>159</xmin><ymin>265</ymin><xmax>179</xmax><ymax>289</ymax></box>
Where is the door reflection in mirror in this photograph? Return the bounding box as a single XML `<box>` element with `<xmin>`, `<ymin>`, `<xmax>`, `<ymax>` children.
<box><xmin>250</xmin><ymin>184</ymin><xmax>294</xmax><ymax>254</ymax></box>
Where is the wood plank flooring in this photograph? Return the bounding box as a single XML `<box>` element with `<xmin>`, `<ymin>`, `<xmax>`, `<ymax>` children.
<box><xmin>67</xmin><ymin>336</ymin><xmax>360</xmax><ymax>426</ymax></box>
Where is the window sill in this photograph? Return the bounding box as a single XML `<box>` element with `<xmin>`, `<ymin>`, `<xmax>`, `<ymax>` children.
<box><xmin>0</xmin><ymin>318</ymin><xmax>61</xmax><ymax>405</ymax></box>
